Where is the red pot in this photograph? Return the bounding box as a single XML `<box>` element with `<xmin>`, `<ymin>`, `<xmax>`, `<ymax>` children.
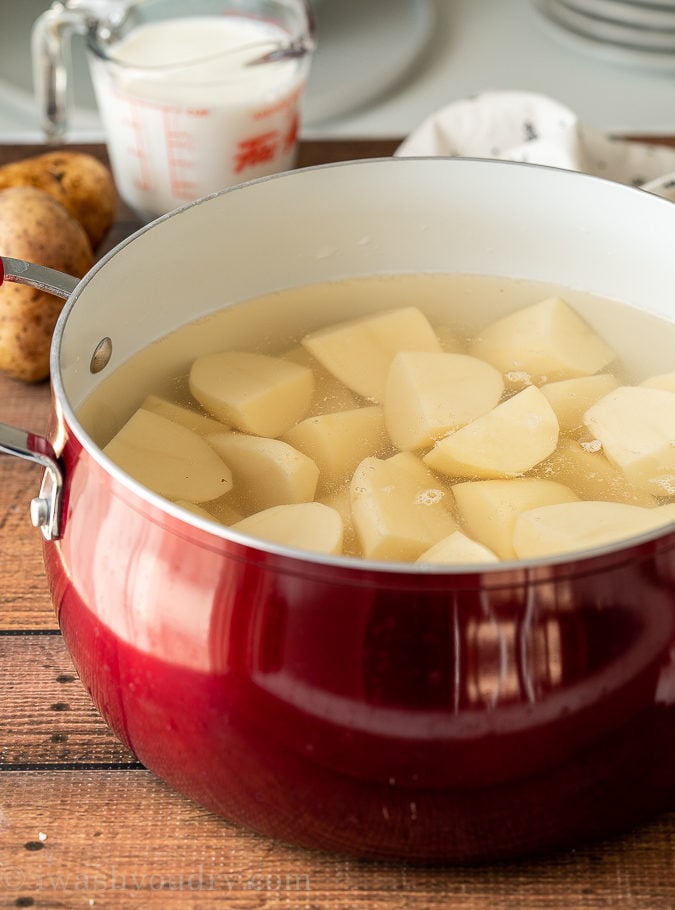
<box><xmin>1</xmin><ymin>158</ymin><xmax>674</xmax><ymax>862</ymax></box>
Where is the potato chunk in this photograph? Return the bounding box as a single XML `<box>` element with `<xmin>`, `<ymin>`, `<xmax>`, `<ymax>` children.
<box><xmin>232</xmin><ymin>502</ymin><xmax>343</xmax><ymax>555</ymax></box>
<box><xmin>470</xmin><ymin>297</ymin><xmax>616</xmax><ymax>383</ymax></box>
<box><xmin>384</xmin><ymin>352</ymin><xmax>504</xmax><ymax>451</ymax></box>
<box><xmin>142</xmin><ymin>395</ymin><xmax>228</xmax><ymax>435</ymax></box>
<box><xmin>539</xmin><ymin>374</ymin><xmax>618</xmax><ymax>435</ymax></box>
<box><xmin>207</xmin><ymin>431</ymin><xmax>319</xmax><ymax>513</ymax></box>
<box><xmin>103</xmin><ymin>409</ymin><xmax>232</xmax><ymax>502</ymax></box>
<box><xmin>417</xmin><ymin>531</ymin><xmax>499</xmax><ymax>564</ymax></box>
<box><xmin>535</xmin><ymin>437</ymin><xmax>656</xmax><ymax>508</ymax></box>
<box><xmin>350</xmin><ymin>456</ymin><xmax>457</xmax><ymax>561</ymax></box>
<box><xmin>584</xmin><ymin>386</ymin><xmax>675</xmax><ymax>497</ymax></box>
<box><xmin>301</xmin><ymin>306</ymin><xmax>441</xmax><ymax>402</ymax></box>
<box><xmin>640</xmin><ymin>372</ymin><xmax>675</xmax><ymax>394</ymax></box>
<box><xmin>452</xmin><ymin>478</ymin><xmax>579</xmax><ymax>559</ymax></box>
<box><xmin>189</xmin><ymin>351</ymin><xmax>313</xmax><ymax>437</ymax></box>
<box><xmin>513</xmin><ymin>500</ymin><xmax>675</xmax><ymax>559</ymax></box>
<box><xmin>282</xmin><ymin>406</ymin><xmax>387</xmax><ymax>493</ymax></box>
<box><xmin>423</xmin><ymin>385</ymin><xmax>559</xmax><ymax>479</ymax></box>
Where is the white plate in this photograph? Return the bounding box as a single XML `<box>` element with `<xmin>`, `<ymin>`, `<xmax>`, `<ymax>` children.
<box><xmin>544</xmin><ymin>0</ymin><xmax>675</xmax><ymax>48</ymax></box>
<box><xmin>533</xmin><ymin>0</ymin><xmax>675</xmax><ymax>69</ymax></box>
<box><xmin>561</xmin><ymin>0</ymin><xmax>675</xmax><ymax>28</ymax></box>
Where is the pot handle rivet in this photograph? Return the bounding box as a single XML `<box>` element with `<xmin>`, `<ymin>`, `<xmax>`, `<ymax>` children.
<box><xmin>90</xmin><ymin>337</ymin><xmax>112</xmax><ymax>374</ymax></box>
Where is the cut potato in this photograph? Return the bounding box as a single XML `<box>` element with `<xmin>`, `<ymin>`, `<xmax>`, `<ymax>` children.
<box><xmin>207</xmin><ymin>431</ymin><xmax>319</xmax><ymax>512</ymax></box>
<box><xmin>189</xmin><ymin>351</ymin><xmax>313</xmax><ymax>437</ymax></box>
<box><xmin>417</xmin><ymin>531</ymin><xmax>499</xmax><ymax>564</ymax></box>
<box><xmin>452</xmin><ymin>478</ymin><xmax>579</xmax><ymax>559</ymax></box>
<box><xmin>103</xmin><ymin>409</ymin><xmax>232</xmax><ymax>502</ymax></box>
<box><xmin>232</xmin><ymin>502</ymin><xmax>343</xmax><ymax>555</ymax></box>
<box><xmin>282</xmin><ymin>406</ymin><xmax>387</xmax><ymax>493</ymax></box>
<box><xmin>640</xmin><ymin>372</ymin><xmax>675</xmax><ymax>394</ymax></box>
<box><xmin>513</xmin><ymin>500</ymin><xmax>675</xmax><ymax>558</ymax></box>
<box><xmin>386</xmin><ymin>451</ymin><xmax>449</xmax><ymax>489</ymax></box>
<box><xmin>282</xmin><ymin>344</ymin><xmax>360</xmax><ymax>415</ymax></box>
<box><xmin>535</xmin><ymin>437</ymin><xmax>657</xmax><ymax>508</ymax></box>
<box><xmin>540</xmin><ymin>374</ymin><xmax>619</xmax><ymax>434</ymax></box>
<box><xmin>142</xmin><ymin>395</ymin><xmax>228</xmax><ymax>435</ymax></box>
<box><xmin>384</xmin><ymin>351</ymin><xmax>504</xmax><ymax>451</ymax></box>
<box><xmin>301</xmin><ymin>306</ymin><xmax>441</xmax><ymax>402</ymax></box>
<box><xmin>423</xmin><ymin>385</ymin><xmax>559</xmax><ymax>479</ymax></box>
<box><xmin>470</xmin><ymin>296</ymin><xmax>616</xmax><ymax>383</ymax></box>
<box><xmin>584</xmin><ymin>386</ymin><xmax>675</xmax><ymax>497</ymax></box>
<box><xmin>350</xmin><ymin>456</ymin><xmax>457</xmax><ymax>561</ymax></box>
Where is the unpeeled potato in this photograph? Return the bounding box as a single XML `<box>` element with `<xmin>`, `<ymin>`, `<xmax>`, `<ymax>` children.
<box><xmin>0</xmin><ymin>186</ymin><xmax>93</xmax><ymax>382</ymax></box>
<box><xmin>0</xmin><ymin>149</ymin><xmax>116</xmax><ymax>248</ymax></box>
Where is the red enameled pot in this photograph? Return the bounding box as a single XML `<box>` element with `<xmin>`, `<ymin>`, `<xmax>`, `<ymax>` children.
<box><xmin>1</xmin><ymin>158</ymin><xmax>673</xmax><ymax>863</ymax></box>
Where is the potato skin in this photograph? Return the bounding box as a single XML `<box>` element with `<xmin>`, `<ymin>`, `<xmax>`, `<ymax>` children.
<box><xmin>0</xmin><ymin>150</ymin><xmax>116</xmax><ymax>248</ymax></box>
<box><xmin>0</xmin><ymin>186</ymin><xmax>94</xmax><ymax>382</ymax></box>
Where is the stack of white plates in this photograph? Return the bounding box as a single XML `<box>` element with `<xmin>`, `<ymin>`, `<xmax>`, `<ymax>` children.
<box><xmin>533</xmin><ymin>0</ymin><xmax>675</xmax><ymax>70</ymax></box>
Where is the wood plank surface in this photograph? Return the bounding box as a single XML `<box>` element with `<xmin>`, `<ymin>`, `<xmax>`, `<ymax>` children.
<box><xmin>1</xmin><ymin>137</ymin><xmax>674</xmax><ymax>909</ymax></box>
<box><xmin>0</xmin><ymin>771</ymin><xmax>673</xmax><ymax>909</ymax></box>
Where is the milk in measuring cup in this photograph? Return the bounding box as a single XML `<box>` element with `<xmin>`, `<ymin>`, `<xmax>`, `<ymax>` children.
<box><xmin>90</xmin><ymin>16</ymin><xmax>309</xmax><ymax>219</ymax></box>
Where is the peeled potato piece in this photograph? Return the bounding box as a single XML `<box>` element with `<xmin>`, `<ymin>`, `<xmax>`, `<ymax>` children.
<box><xmin>189</xmin><ymin>351</ymin><xmax>313</xmax><ymax>437</ymax></box>
<box><xmin>207</xmin><ymin>431</ymin><xmax>319</xmax><ymax>513</ymax></box>
<box><xmin>539</xmin><ymin>374</ymin><xmax>619</xmax><ymax>435</ymax></box>
<box><xmin>470</xmin><ymin>296</ymin><xmax>616</xmax><ymax>384</ymax></box>
<box><xmin>350</xmin><ymin>456</ymin><xmax>457</xmax><ymax>562</ymax></box>
<box><xmin>535</xmin><ymin>437</ymin><xmax>656</xmax><ymax>508</ymax></box>
<box><xmin>386</xmin><ymin>451</ymin><xmax>449</xmax><ymax>489</ymax></box>
<box><xmin>513</xmin><ymin>500</ymin><xmax>675</xmax><ymax>559</ymax></box>
<box><xmin>282</xmin><ymin>406</ymin><xmax>387</xmax><ymax>493</ymax></box>
<box><xmin>142</xmin><ymin>395</ymin><xmax>228</xmax><ymax>435</ymax></box>
<box><xmin>232</xmin><ymin>502</ymin><xmax>343</xmax><ymax>555</ymax></box>
<box><xmin>384</xmin><ymin>351</ymin><xmax>504</xmax><ymax>451</ymax></box>
<box><xmin>423</xmin><ymin>385</ymin><xmax>559</xmax><ymax>479</ymax></box>
<box><xmin>452</xmin><ymin>478</ymin><xmax>579</xmax><ymax>560</ymax></box>
<box><xmin>417</xmin><ymin>531</ymin><xmax>499</xmax><ymax>564</ymax></box>
<box><xmin>103</xmin><ymin>409</ymin><xmax>232</xmax><ymax>502</ymax></box>
<box><xmin>301</xmin><ymin>306</ymin><xmax>441</xmax><ymax>402</ymax></box>
<box><xmin>584</xmin><ymin>386</ymin><xmax>675</xmax><ymax>497</ymax></box>
<box><xmin>640</xmin><ymin>372</ymin><xmax>675</xmax><ymax>394</ymax></box>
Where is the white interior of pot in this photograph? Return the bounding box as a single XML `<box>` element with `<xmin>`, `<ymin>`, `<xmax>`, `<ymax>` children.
<box><xmin>54</xmin><ymin>156</ymin><xmax>675</xmax><ymax>426</ymax></box>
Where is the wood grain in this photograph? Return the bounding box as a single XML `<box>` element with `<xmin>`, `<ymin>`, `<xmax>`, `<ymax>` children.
<box><xmin>0</xmin><ymin>771</ymin><xmax>673</xmax><ymax>910</ymax></box>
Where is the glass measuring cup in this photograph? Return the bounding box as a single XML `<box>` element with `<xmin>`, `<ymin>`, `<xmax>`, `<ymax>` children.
<box><xmin>33</xmin><ymin>0</ymin><xmax>316</xmax><ymax>220</ymax></box>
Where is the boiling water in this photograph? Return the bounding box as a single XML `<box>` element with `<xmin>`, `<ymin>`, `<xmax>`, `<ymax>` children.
<box><xmin>79</xmin><ymin>271</ymin><xmax>675</xmax><ymax>450</ymax></box>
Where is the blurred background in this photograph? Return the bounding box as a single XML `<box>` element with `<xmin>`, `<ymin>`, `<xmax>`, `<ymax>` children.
<box><xmin>2</xmin><ymin>0</ymin><xmax>675</xmax><ymax>141</ymax></box>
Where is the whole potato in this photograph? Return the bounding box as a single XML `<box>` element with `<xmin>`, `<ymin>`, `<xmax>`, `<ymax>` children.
<box><xmin>0</xmin><ymin>150</ymin><xmax>116</xmax><ymax>248</ymax></box>
<box><xmin>0</xmin><ymin>186</ymin><xmax>93</xmax><ymax>383</ymax></box>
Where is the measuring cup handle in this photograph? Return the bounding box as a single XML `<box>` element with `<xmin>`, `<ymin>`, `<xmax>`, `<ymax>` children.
<box><xmin>31</xmin><ymin>4</ymin><xmax>90</xmax><ymax>143</ymax></box>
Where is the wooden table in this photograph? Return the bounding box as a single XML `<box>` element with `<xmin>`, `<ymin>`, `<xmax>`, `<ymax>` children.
<box><xmin>0</xmin><ymin>139</ymin><xmax>673</xmax><ymax>910</ymax></box>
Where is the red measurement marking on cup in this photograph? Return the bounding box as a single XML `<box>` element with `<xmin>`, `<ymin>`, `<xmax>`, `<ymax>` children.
<box><xmin>120</xmin><ymin>94</ymin><xmax>152</xmax><ymax>192</ymax></box>
<box><xmin>233</xmin><ymin>130</ymin><xmax>280</xmax><ymax>173</ymax></box>
<box><xmin>163</xmin><ymin>108</ymin><xmax>202</xmax><ymax>200</ymax></box>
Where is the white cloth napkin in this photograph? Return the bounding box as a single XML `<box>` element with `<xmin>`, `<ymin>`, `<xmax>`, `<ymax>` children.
<box><xmin>395</xmin><ymin>90</ymin><xmax>675</xmax><ymax>201</ymax></box>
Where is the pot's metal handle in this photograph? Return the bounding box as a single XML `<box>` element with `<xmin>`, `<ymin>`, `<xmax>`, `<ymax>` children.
<box><xmin>0</xmin><ymin>255</ymin><xmax>78</xmax><ymax>299</ymax></box>
<box><xmin>0</xmin><ymin>424</ymin><xmax>63</xmax><ymax>540</ymax></box>
<box><xmin>0</xmin><ymin>256</ymin><xmax>71</xmax><ymax>541</ymax></box>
